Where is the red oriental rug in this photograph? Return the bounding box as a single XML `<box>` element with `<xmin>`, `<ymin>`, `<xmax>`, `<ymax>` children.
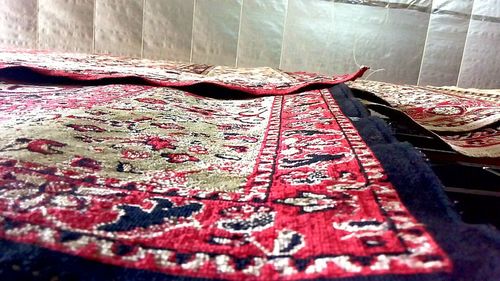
<box><xmin>440</xmin><ymin>124</ymin><xmax>500</xmax><ymax>158</ymax></box>
<box><xmin>0</xmin><ymin>82</ymin><xmax>454</xmax><ymax>280</ymax></box>
<box><xmin>429</xmin><ymin>87</ymin><xmax>500</xmax><ymax>157</ymax></box>
<box><xmin>0</xmin><ymin>49</ymin><xmax>368</xmax><ymax>96</ymax></box>
<box><xmin>348</xmin><ymin>80</ymin><xmax>500</xmax><ymax>158</ymax></box>
<box><xmin>347</xmin><ymin>80</ymin><xmax>500</xmax><ymax>132</ymax></box>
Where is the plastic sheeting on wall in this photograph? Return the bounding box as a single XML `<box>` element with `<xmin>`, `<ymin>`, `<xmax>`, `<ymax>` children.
<box><xmin>94</xmin><ymin>0</ymin><xmax>144</xmax><ymax>57</ymax></box>
<box><xmin>0</xmin><ymin>0</ymin><xmax>498</xmax><ymax>88</ymax></box>
<box><xmin>143</xmin><ymin>0</ymin><xmax>194</xmax><ymax>61</ymax></box>
<box><xmin>37</xmin><ymin>0</ymin><xmax>94</xmax><ymax>53</ymax></box>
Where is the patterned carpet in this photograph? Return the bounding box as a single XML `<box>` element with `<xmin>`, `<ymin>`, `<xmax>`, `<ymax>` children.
<box><xmin>348</xmin><ymin>80</ymin><xmax>500</xmax><ymax>158</ymax></box>
<box><xmin>0</xmin><ymin>49</ymin><xmax>367</xmax><ymax>96</ymax></box>
<box><xmin>0</xmin><ymin>82</ymin><xmax>453</xmax><ymax>279</ymax></box>
<box><xmin>0</xmin><ymin>51</ymin><xmax>499</xmax><ymax>280</ymax></box>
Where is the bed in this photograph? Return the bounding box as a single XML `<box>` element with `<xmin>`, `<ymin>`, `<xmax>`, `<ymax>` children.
<box><xmin>0</xmin><ymin>49</ymin><xmax>499</xmax><ymax>281</ymax></box>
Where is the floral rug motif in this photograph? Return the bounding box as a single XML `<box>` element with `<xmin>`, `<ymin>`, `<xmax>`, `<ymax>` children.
<box><xmin>0</xmin><ymin>49</ymin><xmax>367</xmax><ymax>96</ymax></box>
<box><xmin>440</xmin><ymin>124</ymin><xmax>500</xmax><ymax>158</ymax></box>
<box><xmin>429</xmin><ymin>86</ymin><xmax>500</xmax><ymax>104</ymax></box>
<box><xmin>0</xmin><ymin>82</ymin><xmax>451</xmax><ymax>280</ymax></box>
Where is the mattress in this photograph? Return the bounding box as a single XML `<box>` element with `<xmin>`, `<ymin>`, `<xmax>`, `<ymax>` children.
<box><xmin>0</xmin><ymin>50</ymin><xmax>499</xmax><ymax>281</ymax></box>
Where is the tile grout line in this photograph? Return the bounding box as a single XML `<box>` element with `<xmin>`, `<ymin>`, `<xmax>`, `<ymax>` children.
<box><xmin>456</xmin><ymin>0</ymin><xmax>475</xmax><ymax>87</ymax></box>
<box><xmin>278</xmin><ymin>0</ymin><xmax>289</xmax><ymax>70</ymax></box>
<box><xmin>35</xmin><ymin>0</ymin><xmax>40</xmax><ymax>49</ymax></box>
<box><xmin>189</xmin><ymin>0</ymin><xmax>196</xmax><ymax>63</ymax></box>
<box><xmin>92</xmin><ymin>0</ymin><xmax>96</xmax><ymax>53</ymax></box>
<box><xmin>235</xmin><ymin>0</ymin><xmax>244</xmax><ymax>67</ymax></box>
<box><xmin>141</xmin><ymin>0</ymin><xmax>146</xmax><ymax>58</ymax></box>
<box><xmin>416</xmin><ymin>4</ymin><xmax>433</xmax><ymax>86</ymax></box>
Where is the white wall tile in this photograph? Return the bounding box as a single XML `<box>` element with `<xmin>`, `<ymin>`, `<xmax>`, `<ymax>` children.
<box><xmin>418</xmin><ymin>0</ymin><xmax>474</xmax><ymax>86</ymax></box>
<box><xmin>94</xmin><ymin>0</ymin><xmax>143</xmax><ymax>57</ymax></box>
<box><xmin>282</xmin><ymin>0</ymin><xmax>429</xmax><ymax>84</ymax></box>
<box><xmin>472</xmin><ymin>0</ymin><xmax>500</xmax><ymax>17</ymax></box>
<box><xmin>38</xmin><ymin>0</ymin><xmax>94</xmax><ymax>52</ymax></box>
<box><xmin>280</xmin><ymin>0</ymin><xmax>336</xmax><ymax>74</ymax></box>
<box><xmin>191</xmin><ymin>0</ymin><xmax>242</xmax><ymax>66</ymax></box>
<box><xmin>364</xmin><ymin>8</ymin><xmax>430</xmax><ymax>84</ymax></box>
<box><xmin>237</xmin><ymin>0</ymin><xmax>287</xmax><ymax>68</ymax></box>
<box><xmin>143</xmin><ymin>0</ymin><xmax>194</xmax><ymax>61</ymax></box>
<box><xmin>2</xmin><ymin>0</ymin><xmax>499</xmax><ymax>88</ymax></box>
<box><xmin>327</xmin><ymin>3</ymin><xmax>392</xmax><ymax>77</ymax></box>
<box><xmin>458</xmin><ymin>20</ymin><xmax>500</xmax><ymax>88</ymax></box>
<box><xmin>0</xmin><ymin>0</ymin><xmax>37</xmax><ymax>48</ymax></box>
<box><xmin>432</xmin><ymin>0</ymin><xmax>474</xmax><ymax>13</ymax></box>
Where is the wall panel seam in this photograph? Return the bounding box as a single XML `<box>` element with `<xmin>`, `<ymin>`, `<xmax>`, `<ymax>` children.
<box><xmin>416</xmin><ymin>6</ymin><xmax>433</xmax><ymax>85</ymax></box>
<box><xmin>235</xmin><ymin>0</ymin><xmax>244</xmax><ymax>67</ymax></box>
<box><xmin>279</xmin><ymin>0</ymin><xmax>289</xmax><ymax>69</ymax></box>
<box><xmin>456</xmin><ymin>0</ymin><xmax>475</xmax><ymax>87</ymax></box>
<box><xmin>36</xmin><ymin>0</ymin><xmax>40</xmax><ymax>49</ymax></box>
<box><xmin>141</xmin><ymin>0</ymin><xmax>146</xmax><ymax>58</ymax></box>
<box><xmin>189</xmin><ymin>0</ymin><xmax>196</xmax><ymax>63</ymax></box>
<box><xmin>93</xmin><ymin>0</ymin><xmax>97</xmax><ymax>53</ymax></box>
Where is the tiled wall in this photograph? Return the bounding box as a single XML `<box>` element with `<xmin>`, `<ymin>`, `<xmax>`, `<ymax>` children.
<box><xmin>0</xmin><ymin>0</ymin><xmax>499</xmax><ymax>88</ymax></box>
